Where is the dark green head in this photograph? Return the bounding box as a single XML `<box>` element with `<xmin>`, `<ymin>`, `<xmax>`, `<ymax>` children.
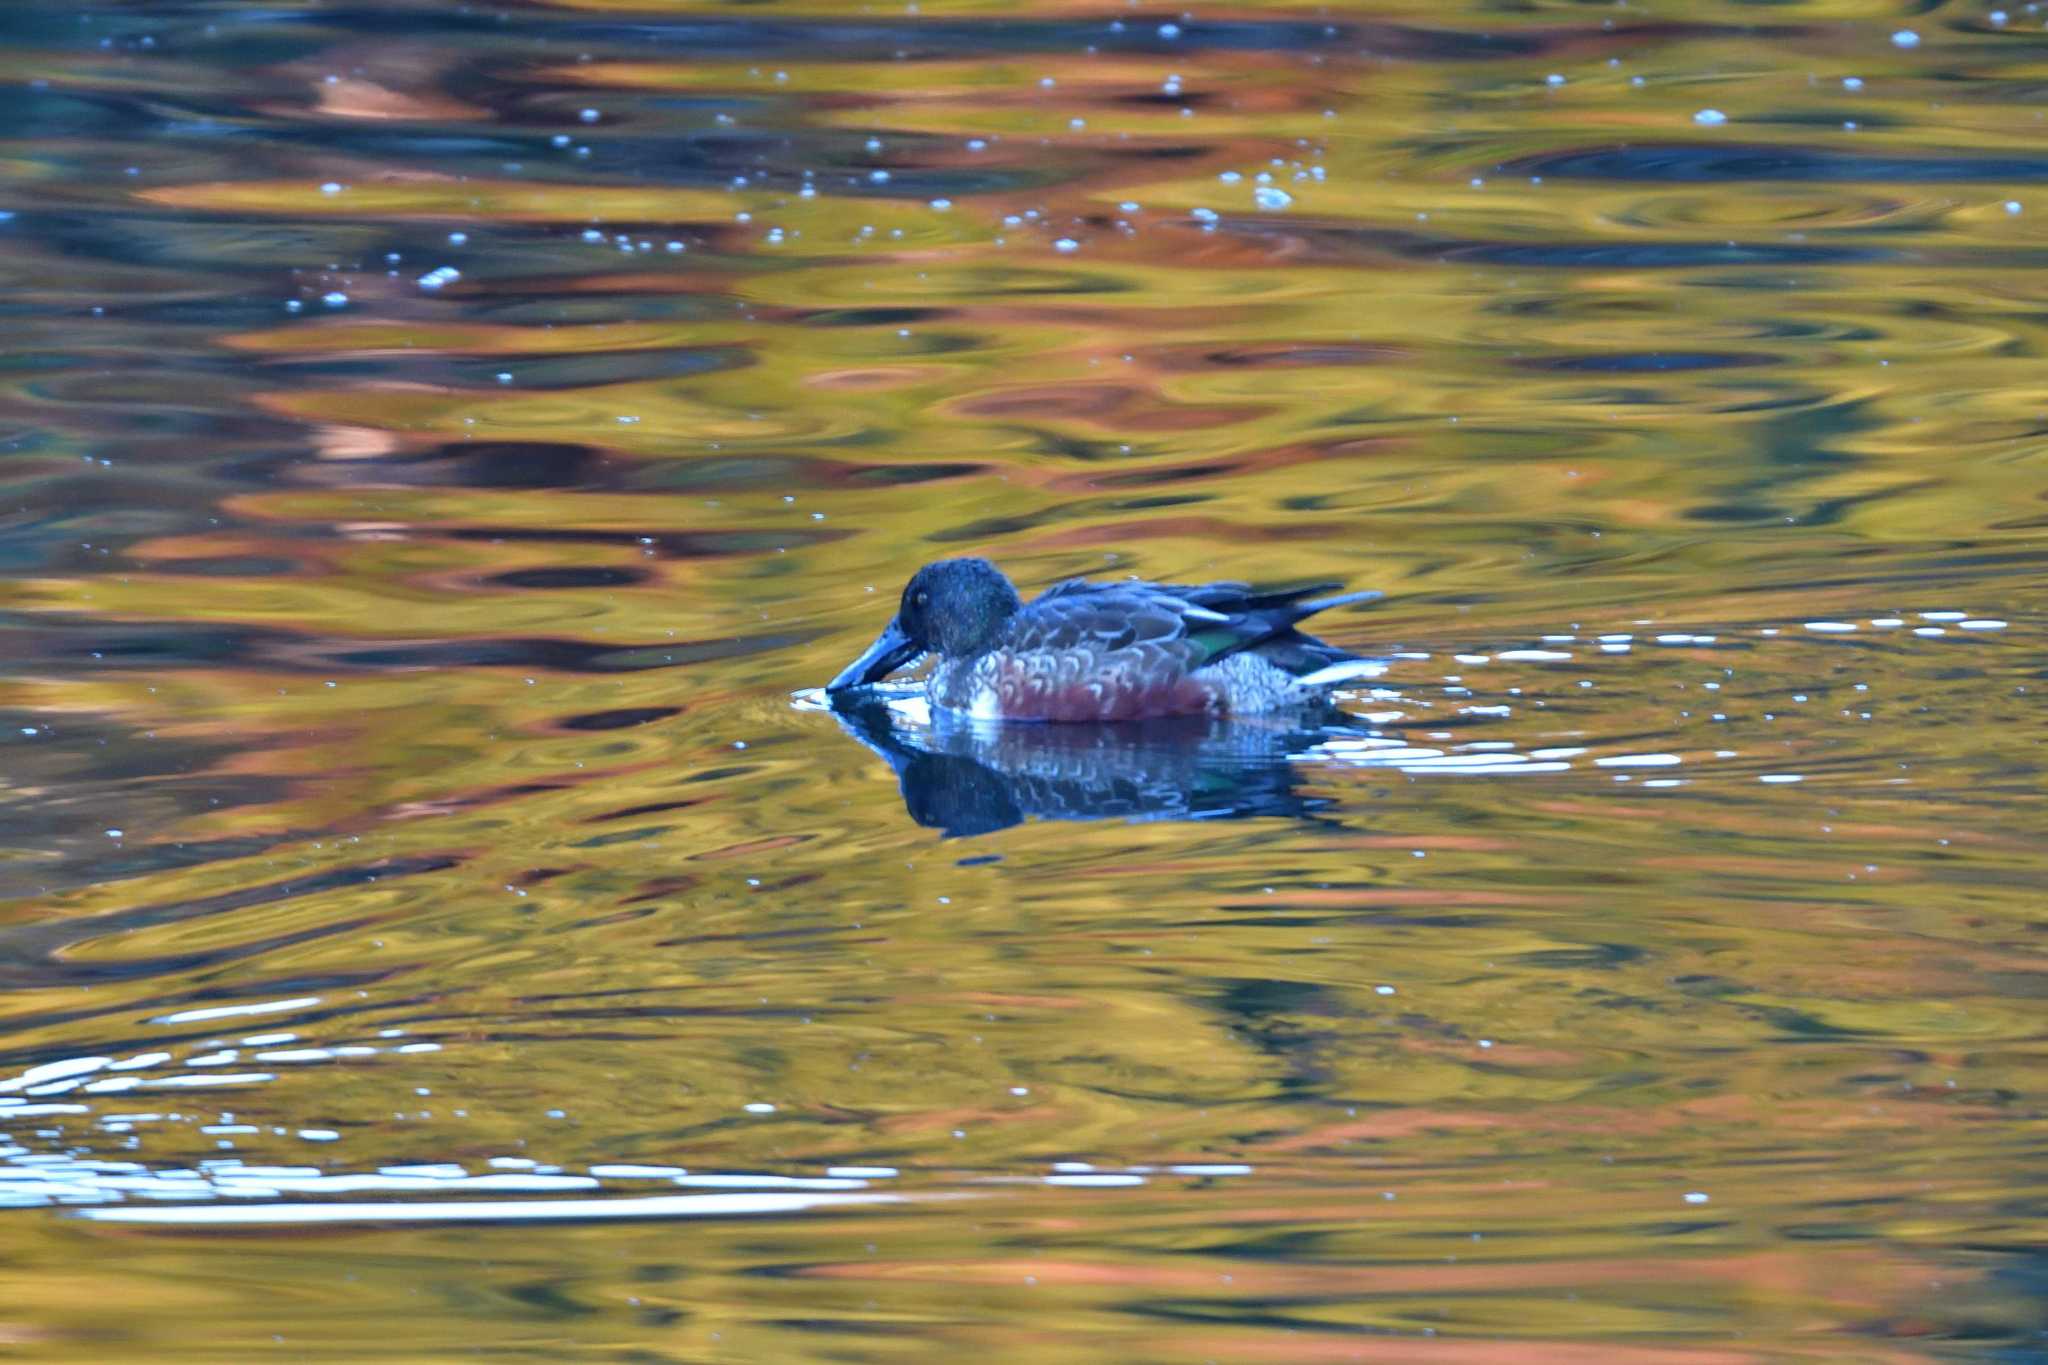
<box><xmin>827</xmin><ymin>558</ymin><xmax>1023</xmax><ymax>692</ymax></box>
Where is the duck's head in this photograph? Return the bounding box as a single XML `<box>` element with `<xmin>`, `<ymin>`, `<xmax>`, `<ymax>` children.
<box><xmin>827</xmin><ymin>558</ymin><xmax>1023</xmax><ymax>692</ymax></box>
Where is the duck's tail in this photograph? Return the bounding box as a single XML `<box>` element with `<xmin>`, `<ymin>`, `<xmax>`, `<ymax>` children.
<box><xmin>1189</xmin><ymin>582</ymin><xmax>1385</xmax><ymax>689</ymax></box>
<box><xmin>1268</xmin><ymin>589</ymin><xmax>1385</xmax><ymax>692</ymax></box>
<box><xmin>1295</xmin><ymin>588</ymin><xmax>1383</xmax><ymax>619</ymax></box>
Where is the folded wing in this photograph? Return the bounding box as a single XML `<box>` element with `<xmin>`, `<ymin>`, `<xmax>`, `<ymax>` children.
<box><xmin>1024</xmin><ymin>578</ymin><xmax>1376</xmax><ymax>670</ymax></box>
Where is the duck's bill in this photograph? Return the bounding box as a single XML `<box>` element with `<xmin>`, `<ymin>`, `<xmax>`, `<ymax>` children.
<box><xmin>827</xmin><ymin>617</ymin><xmax>923</xmax><ymax>692</ymax></box>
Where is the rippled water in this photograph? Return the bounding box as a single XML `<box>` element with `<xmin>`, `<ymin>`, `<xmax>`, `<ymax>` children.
<box><xmin>3</xmin><ymin>1</ymin><xmax>2046</xmax><ymax>1357</ymax></box>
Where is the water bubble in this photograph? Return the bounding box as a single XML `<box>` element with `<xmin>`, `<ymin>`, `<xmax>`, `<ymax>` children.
<box><xmin>1052</xmin><ymin>238</ymin><xmax>1079</xmax><ymax>252</ymax></box>
<box><xmin>1693</xmin><ymin>108</ymin><xmax>1727</xmax><ymax>125</ymax></box>
<box><xmin>1254</xmin><ymin>186</ymin><xmax>1292</xmax><ymax>210</ymax></box>
<box><xmin>1891</xmin><ymin>28</ymin><xmax>1920</xmax><ymax>47</ymax></box>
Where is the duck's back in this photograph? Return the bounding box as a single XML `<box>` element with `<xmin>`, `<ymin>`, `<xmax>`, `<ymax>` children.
<box><xmin>929</xmin><ymin>577</ymin><xmax>1370</xmax><ymax>721</ymax></box>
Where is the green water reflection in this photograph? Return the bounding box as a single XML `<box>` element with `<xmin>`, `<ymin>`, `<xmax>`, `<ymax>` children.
<box><xmin>0</xmin><ymin>1</ymin><xmax>2044</xmax><ymax>1358</ymax></box>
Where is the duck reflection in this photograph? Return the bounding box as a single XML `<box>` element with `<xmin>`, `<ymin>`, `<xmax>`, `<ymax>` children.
<box><xmin>827</xmin><ymin>691</ymin><xmax>1377</xmax><ymax>836</ymax></box>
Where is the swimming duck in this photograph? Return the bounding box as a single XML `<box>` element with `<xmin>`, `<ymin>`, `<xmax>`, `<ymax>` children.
<box><xmin>826</xmin><ymin>557</ymin><xmax>1383</xmax><ymax>721</ymax></box>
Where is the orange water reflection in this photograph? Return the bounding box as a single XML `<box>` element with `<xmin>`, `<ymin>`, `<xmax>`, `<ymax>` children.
<box><xmin>0</xmin><ymin>0</ymin><xmax>2044</xmax><ymax>1358</ymax></box>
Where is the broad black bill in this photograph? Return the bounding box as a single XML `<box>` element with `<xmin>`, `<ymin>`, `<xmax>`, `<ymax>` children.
<box><xmin>827</xmin><ymin>616</ymin><xmax>922</xmax><ymax>692</ymax></box>
<box><xmin>826</xmin><ymin>691</ymin><xmax>1368</xmax><ymax>836</ymax></box>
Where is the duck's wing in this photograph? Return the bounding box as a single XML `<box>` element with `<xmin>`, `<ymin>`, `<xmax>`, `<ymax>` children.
<box><xmin>1020</xmin><ymin>578</ymin><xmax>1373</xmax><ymax>666</ymax></box>
<box><xmin>1017</xmin><ymin>579</ymin><xmax>1210</xmax><ymax>654</ymax></box>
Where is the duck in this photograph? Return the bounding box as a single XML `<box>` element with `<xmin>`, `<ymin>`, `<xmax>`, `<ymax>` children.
<box><xmin>825</xmin><ymin>557</ymin><xmax>1383</xmax><ymax>722</ymax></box>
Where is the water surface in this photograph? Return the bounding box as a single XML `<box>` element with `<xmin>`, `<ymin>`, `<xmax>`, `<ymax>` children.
<box><xmin>2</xmin><ymin>1</ymin><xmax>2045</xmax><ymax>1358</ymax></box>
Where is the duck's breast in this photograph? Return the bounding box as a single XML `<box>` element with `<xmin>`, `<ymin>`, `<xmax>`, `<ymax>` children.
<box><xmin>935</xmin><ymin>647</ymin><xmax>1221</xmax><ymax>721</ymax></box>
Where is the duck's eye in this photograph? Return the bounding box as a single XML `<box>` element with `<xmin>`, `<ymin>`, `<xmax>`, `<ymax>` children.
<box><xmin>915</xmin><ymin>590</ymin><xmax>929</xmax><ymax>606</ymax></box>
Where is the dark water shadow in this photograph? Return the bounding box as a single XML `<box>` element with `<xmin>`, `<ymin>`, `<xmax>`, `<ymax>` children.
<box><xmin>1504</xmin><ymin>142</ymin><xmax>2048</xmax><ymax>184</ymax></box>
<box><xmin>826</xmin><ymin>692</ymin><xmax>1369</xmax><ymax>837</ymax></box>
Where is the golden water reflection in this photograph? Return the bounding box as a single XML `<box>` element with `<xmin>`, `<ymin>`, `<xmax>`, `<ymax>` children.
<box><xmin>0</xmin><ymin>0</ymin><xmax>2044</xmax><ymax>1358</ymax></box>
